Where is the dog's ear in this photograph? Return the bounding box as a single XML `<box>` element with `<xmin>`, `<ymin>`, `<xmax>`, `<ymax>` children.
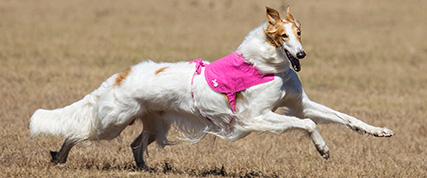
<box><xmin>295</xmin><ymin>20</ymin><xmax>301</xmax><ymax>28</ymax></box>
<box><xmin>266</xmin><ymin>7</ymin><xmax>281</xmax><ymax>25</ymax></box>
<box><xmin>285</xmin><ymin>6</ymin><xmax>295</xmax><ymax>23</ymax></box>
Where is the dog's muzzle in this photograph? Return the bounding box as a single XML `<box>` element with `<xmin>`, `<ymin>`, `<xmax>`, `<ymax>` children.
<box><xmin>285</xmin><ymin>49</ymin><xmax>305</xmax><ymax>72</ymax></box>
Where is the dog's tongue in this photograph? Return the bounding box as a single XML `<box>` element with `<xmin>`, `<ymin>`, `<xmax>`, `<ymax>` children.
<box><xmin>290</xmin><ymin>57</ymin><xmax>301</xmax><ymax>72</ymax></box>
<box><xmin>285</xmin><ymin>49</ymin><xmax>301</xmax><ymax>72</ymax></box>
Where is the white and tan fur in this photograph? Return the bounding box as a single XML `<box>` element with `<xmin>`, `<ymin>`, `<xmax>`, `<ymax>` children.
<box><xmin>30</xmin><ymin>7</ymin><xmax>393</xmax><ymax>169</ymax></box>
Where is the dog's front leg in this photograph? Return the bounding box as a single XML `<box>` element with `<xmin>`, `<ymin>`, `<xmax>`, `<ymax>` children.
<box><xmin>242</xmin><ymin>111</ymin><xmax>330</xmax><ymax>159</ymax></box>
<box><xmin>291</xmin><ymin>92</ymin><xmax>394</xmax><ymax>137</ymax></box>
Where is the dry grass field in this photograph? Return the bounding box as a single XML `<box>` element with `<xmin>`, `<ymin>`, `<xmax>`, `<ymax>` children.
<box><xmin>1</xmin><ymin>0</ymin><xmax>426</xmax><ymax>177</ymax></box>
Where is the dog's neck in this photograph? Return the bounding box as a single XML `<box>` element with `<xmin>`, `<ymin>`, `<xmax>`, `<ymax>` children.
<box><xmin>236</xmin><ymin>23</ymin><xmax>290</xmax><ymax>74</ymax></box>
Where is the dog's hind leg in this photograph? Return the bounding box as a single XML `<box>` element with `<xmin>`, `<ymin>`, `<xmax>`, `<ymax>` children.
<box><xmin>287</xmin><ymin>92</ymin><xmax>394</xmax><ymax>137</ymax></box>
<box><xmin>50</xmin><ymin>138</ymin><xmax>82</xmax><ymax>164</ymax></box>
<box><xmin>130</xmin><ymin>113</ymin><xmax>171</xmax><ymax>170</ymax></box>
<box><xmin>130</xmin><ymin>130</ymin><xmax>156</xmax><ymax>170</ymax></box>
<box><xmin>243</xmin><ymin>111</ymin><xmax>330</xmax><ymax>159</ymax></box>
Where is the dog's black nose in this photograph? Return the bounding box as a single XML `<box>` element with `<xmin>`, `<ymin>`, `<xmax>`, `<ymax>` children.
<box><xmin>296</xmin><ymin>51</ymin><xmax>306</xmax><ymax>59</ymax></box>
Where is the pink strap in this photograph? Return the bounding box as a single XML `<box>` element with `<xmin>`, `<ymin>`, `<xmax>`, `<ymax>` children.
<box><xmin>190</xmin><ymin>59</ymin><xmax>212</xmax><ymax>122</ymax></box>
<box><xmin>189</xmin><ymin>59</ymin><xmax>235</xmax><ymax>124</ymax></box>
<box><xmin>227</xmin><ymin>93</ymin><xmax>236</xmax><ymax>112</ymax></box>
<box><xmin>190</xmin><ymin>58</ymin><xmax>205</xmax><ymax>74</ymax></box>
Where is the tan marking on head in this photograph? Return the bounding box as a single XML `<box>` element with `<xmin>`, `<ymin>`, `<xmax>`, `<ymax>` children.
<box><xmin>265</xmin><ymin>7</ymin><xmax>286</xmax><ymax>47</ymax></box>
<box><xmin>291</xmin><ymin>23</ymin><xmax>302</xmax><ymax>43</ymax></box>
<box><xmin>285</xmin><ymin>6</ymin><xmax>302</xmax><ymax>43</ymax></box>
<box><xmin>154</xmin><ymin>67</ymin><xmax>168</xmax><ymax>75</ymax></box>
<box><xmin>264</xmin><ymin>6</ymin><xmax>302</xmax><ymax>47</ymax></box>
<box><xmin>265</xmin><ymin>20</ymin><xmax>287</xmax><ymax>47</ymax></box>
<box><xmin>114</xmin><ymin>68</ymin><xmax>132</xmax><ymax>87</ymax></box>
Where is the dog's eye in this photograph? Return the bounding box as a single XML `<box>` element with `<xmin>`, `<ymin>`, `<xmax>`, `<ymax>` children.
<box><xmin>282</xmin><ymin>33</ymin><xmax>288</xmax><ymax>38</ymax></box>
<box><xmin>297</xmin><ymin>31</ymin><xmax>301</xmax><ymax>36</ymax></box>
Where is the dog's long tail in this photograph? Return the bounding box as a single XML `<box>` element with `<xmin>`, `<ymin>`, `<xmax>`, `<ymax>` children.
<box><xmin>29</xmin><ymin>74</ymin><xmax>117</xmax><ymax>140</ymax></box>
<box><xmin>30</xmin><ymin>95</ymin><xmax>95</xmax><ymax>140</ymax></box>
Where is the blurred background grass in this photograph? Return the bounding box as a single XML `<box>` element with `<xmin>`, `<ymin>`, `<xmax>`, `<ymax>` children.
<box><xmin>1</xmin><ymin>0</ymin><xmax>426</xmax><ymax>177</ymax></box>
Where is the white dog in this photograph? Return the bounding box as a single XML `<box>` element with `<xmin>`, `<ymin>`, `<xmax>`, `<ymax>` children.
<box><xmin>30</xmin><ymin>7</ymin><xmax>393</xmax><ymax>169</ymax></box>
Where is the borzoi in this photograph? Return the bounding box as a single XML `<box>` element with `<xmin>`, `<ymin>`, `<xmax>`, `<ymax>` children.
<box><xmin>30</xmin><ymin>7</ymin><xmax>393</xmax><ymax>169</ymax></box>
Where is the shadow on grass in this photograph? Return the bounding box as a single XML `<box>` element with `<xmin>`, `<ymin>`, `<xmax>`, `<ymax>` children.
<box><xmin>75</xmin><ymin>161</ymin><xmax>279</xmax><ymax>177</ymax></box>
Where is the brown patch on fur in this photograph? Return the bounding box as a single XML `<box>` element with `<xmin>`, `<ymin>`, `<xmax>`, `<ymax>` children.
<box><xmin>154</xmin><ymin>67</ymin><xmax>168</xmax><ymax>75</ymax></box>
<box><xmin>114</xmin><ymin>68</ymin><xmax>132</xmax><ymax>87</ymax></box>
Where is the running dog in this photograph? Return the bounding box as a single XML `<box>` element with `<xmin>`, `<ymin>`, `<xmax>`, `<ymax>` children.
<box><xmin>30</xmin><ymin>7</ymin><xmax>394</xmax><ymax>169</ymax></box>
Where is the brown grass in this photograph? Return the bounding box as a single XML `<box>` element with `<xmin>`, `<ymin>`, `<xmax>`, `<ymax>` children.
<box><xmin>1</xmin><ymin>0</ymin><xmax>426</xmax><ymax>177</ymax></box>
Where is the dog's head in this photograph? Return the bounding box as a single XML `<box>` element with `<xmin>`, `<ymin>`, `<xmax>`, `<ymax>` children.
<box><xmin>264</xmin><ymin>7</ymin><xmax>306</xmax><ymax>72</ymax></box>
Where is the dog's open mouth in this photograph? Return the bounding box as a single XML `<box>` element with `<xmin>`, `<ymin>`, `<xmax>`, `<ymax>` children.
<box><xmin>285</xmin><ymin>49</ymin><xmax>301</xmax><ymax>72</ymax></box>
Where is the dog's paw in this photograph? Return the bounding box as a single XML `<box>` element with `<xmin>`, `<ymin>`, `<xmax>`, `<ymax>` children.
<box><xmin>50</xmin><ymin>151</ymin><xmax>66</xmax><ymax>164</ymax></box>
<box><xmin>315</xmin><ymin>144</ymin><xmax>330</xmax><ymax>160</ymax></box>
<box><xmin>321</xmin><ymin>149</ymin><xmax>330</xmax><ymax>160</ymax></box>
<box><xmin>135</xmin><ymin>161</ymin><xmax>150</xmax><ymax>172</ymax></box>
<box><xmin>371</xmin><ymin>127</ymin><xmax>394</xmax><ymax>137</ymax></box>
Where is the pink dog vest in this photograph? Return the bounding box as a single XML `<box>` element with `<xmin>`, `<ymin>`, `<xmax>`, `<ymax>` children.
<box><xmin>190</xmin><ymin>52</ymin><xmax>274</xmax><ymax>117</ymax></box>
